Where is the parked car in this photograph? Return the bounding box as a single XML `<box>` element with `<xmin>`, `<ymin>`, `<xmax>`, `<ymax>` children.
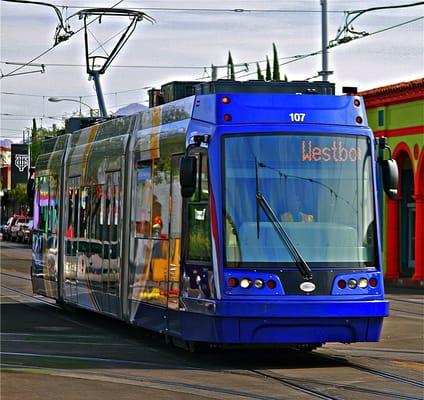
<box><xmin>1</xmin><ymin>217</ymin><xmax>14</xmax><ymax>237</ymax></box>
<box><xmin>3</xmin><ymin>215</ymin><xmax>29</xmax><ymax>241</ymax></box>
<box><xmin>18</xmin><ymin>220</ymin><xmax>33</xmax><ymax>244</ymax></box>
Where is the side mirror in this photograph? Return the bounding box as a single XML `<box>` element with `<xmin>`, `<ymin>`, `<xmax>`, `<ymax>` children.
<box><xmin>381</xmin><ymin>159</ymin><xmax>398</xmax><ymax>200</ymax></box>
<box><xmin>180</xmin><ymin>156</ymin><xmax>197</xmax><ymax>197</ymax></box>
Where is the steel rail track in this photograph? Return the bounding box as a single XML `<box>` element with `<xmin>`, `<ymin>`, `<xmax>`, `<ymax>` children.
<box><xmin>249</xmin><ymin>369</ymin><xmax>342</xmax><ymax>400</ymax></box>
<box><xmin>2</xmin><ymin>271</ymin><xmax>422</xmax><ymax>399</ymax></box>
<box><xmin>386</xmin><ymin>296</ymin><xmax>423</xmax><ymax>305</ymax></box>
<box><xmin>1</xmin><ymin>359</ymin><xmax>281</xmax><ymax>400</ymax></box>
<box><xmin>1</xmin><ymin>271</ymin><xmax>32</xmax><ymax>281</ymax></box>
<box><xmin>317</xmin><ymin>353</ymin><xmax>424</xmax><ymax>389</ymax></box>
<box><xmin>1</xmin><ymin>283</ymin><xmax>60</xmax><ymax>309</ymax></box>
<box><xmin>251</xmin><ymin>368</ymin><xmax>422</xmax><ymax>400</ymax></box>
<box><xmin>389</xmin><ymin>307</ymin><xmax>424</xmax><ymax>317</ymax></box>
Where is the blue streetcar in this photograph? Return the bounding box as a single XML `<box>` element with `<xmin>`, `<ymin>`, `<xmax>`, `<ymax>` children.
<box><xmin>31</xmin><ymin>80</ymin><xmax>398</xmax><ymax>350</ymax></box>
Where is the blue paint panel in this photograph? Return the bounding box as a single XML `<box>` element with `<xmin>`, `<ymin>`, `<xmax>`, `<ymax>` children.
<box><xmin>192</xmin><ymin>94</ymin><xmax>367</xmax><ymax>127</ymax></box>
<box><xmin>213</xmin><ymin>299</ymin><xmax>389</xmax><ymax>318</ymax></box>
<box><xmin>177</xmin><ymin>312</ymin><xmax>383</xmax><ymax>343</ymax></box>
<box><xmin>129</xmin><ymin>300</ymin><xmax>167</xmax><ymax>333</ymax></box>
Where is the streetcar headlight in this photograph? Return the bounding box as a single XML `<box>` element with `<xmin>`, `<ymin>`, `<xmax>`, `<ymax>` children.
<box><xmin>240</xmin><ymin>278</ymin><xmax>252</xmax><ymax>289</ymax></box>
<box><xmin>358</xmin><ymin>278</ymin><xmax>368</xmax><ymax>288</ymax></box>
<box><xmin>254</xmin><ymin>279</ymin><xmax>264</xmax><ymax>289</ymax></box>
<box><xmin>347</xmin><ymin>278</ymin><xmax>357</xmax><ymax>289</ymax></box>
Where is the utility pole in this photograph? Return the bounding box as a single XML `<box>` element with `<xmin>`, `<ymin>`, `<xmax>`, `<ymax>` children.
<box><xmin>211</xmin><ymin>65</ymin><xmax>218</xmax><ymax>81</ymax></box>
<box><xmin>320</xmin><ymin>0</ymin><xmax>332</xmax><ymax>81</ymax></box>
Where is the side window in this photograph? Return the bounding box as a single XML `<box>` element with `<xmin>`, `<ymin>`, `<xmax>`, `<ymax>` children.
<box><xmin>66</xmin><ymin>178</ymin><xmax>80</xmax><ymax>239</ymax></box>
<box><xmin>135</xmin><ymin>162</ymin><xmax>153</xmax><ymax>237</ymax></box>
<box><xmin>49</xmin><ymin>176</ymin><xmax>59</xmax><ymax>234</ymax></box>
<box><xmin>152</xmin><ymin>159</ymin><xmax>171</xmax><ymax>239</ymax></box>
<box><xmin>91</xmin><ymin>184</ymin><xmax>103</xmax><ymax>241</ymax></box>
<box><xmin>67</xmin><ymin>187</ymin><xmax>74</xmax><ymax>238</ymax></box>
<box><xmin>37</xmin><ymin>176</ymin><xmax>49</xmax><ymax>233</ymax></box>
<box><xmin>187</xmin><ymin>153</ymin><xmax>211</xmax><ymax>262</ymax></box>
<box><xmin>170</xmin><ymin>155</ymin><xmax>183</xmax><ymax>238</ymax></box>
<box><xmin>73</xmin><ymin>187</ymin><xmax>79</xmax><ymax>238</ymax></box>
<box><xmin>80</xmin><ymin>187</ymin><xmax>90</xmax><ymax>239</ymax></box>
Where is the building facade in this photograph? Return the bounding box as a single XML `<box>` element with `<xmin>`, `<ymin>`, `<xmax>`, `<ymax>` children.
<box><xmin>360</xmin><ymin>78</ymin><xmax>424</xmax><ymax>286</ymax></box>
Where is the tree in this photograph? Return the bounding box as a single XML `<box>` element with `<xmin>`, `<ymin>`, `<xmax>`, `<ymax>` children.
<box><xmin>8</xmin><ymin>183</ymin><xmax>28</xmax><ymax>215</ymax></box>
<box><xmin>30</xmin><ymin>124</ymin><xmax>61</xmax><ymax>166</ymax></box>
<box><xmin>256</xmin><ymin>62</ymin><xmax>264</xmax><ymax>80</ymax></box>
<box><xmin>227</xmin><ymin>51</ymin><xmax>235</xmax><ymax>80</ymax></box>
<box><xmin>265</xmin><ymin>56</ymin><xmax>272</xmax><ymax>81</ymax></box>
<box><xmin>272</xmin><ymin>43</ymin><xmax>281</xmax><ymax>81</ymax></box>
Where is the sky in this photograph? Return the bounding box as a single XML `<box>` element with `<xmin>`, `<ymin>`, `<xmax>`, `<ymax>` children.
<box><xmin>1</xmin><ymin>0</ymin><xmax>423</xmax><ymax>142</ymax></box>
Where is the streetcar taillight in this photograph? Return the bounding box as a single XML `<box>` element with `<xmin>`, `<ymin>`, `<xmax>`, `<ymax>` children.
<box><xmin>228</xmin><ymin>277</ymin><xmax>239</xmax><ymax>288</ymax></box>
<box><xmin>369</xmin><ymin>277</ymin><xmax>378</xmax><ymax>287</ymax></box>
<box><xmin>337</xmin><ymin>279</ymin><xmax>347</xmax><ymax>289</ymax></box>
<box><xmin>266</xmin><ymin>279</ymin><xmax>276</xmax><ymax>289</ymax></box>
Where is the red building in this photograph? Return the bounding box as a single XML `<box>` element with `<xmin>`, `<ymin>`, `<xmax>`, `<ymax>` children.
<box><xmin>360</xmin><ymin>79</ymin><xmax>424</xmax><ymax>287</ymax></box>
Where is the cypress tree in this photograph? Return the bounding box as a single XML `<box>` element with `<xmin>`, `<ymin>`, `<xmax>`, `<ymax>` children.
<box><xmin>256</xmin><ymin>62</ymin><xmax>264</xmax><ymax>80</ymax></box>
<box><xmin>266</xmin><ymin>56</ymin><xmax>272</xmax><ymax>81</ymax></box>
<box><xmin>227</xmin><ymin>51</ymin><xmax>235</xmax><ymax>80</ymax></box>
<box><xmin>272</xmin><ymin>43</ymin><xmax>281</xmax><ymax>81</ymax></box>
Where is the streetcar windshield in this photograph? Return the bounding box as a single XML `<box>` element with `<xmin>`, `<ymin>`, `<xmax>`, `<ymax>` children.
<box><xmin>223</xmin><ymin>134</ymin><xmax>376</xmax><ymax>268</ymax></box>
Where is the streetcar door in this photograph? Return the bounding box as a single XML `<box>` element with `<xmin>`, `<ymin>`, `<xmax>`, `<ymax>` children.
<box><xmin>180</xmin><ymin>150</ymin><xmax>213</xmax><ymax>301</ymax></box>
<box><xmin>167</xmin><ymin>154</ymin><xmax>183</xmax><ymax>311</ymax></box>
<box><xmin>102</xmin><ymin>171</ymin><xmax>121</xmax><ymax>315</ymax></box>
<box><xmin>64</xmin><ymin>176</ymin><xmax>80</xmax><ymax>303</ymax></box>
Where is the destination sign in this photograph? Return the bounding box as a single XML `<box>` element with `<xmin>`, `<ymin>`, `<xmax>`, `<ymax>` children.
<box><xmin>302</xmin><ymin>140</ymin><xmax>362</xmax><ymax>162</ymax></box>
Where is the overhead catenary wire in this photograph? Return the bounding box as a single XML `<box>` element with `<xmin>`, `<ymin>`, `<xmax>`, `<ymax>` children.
<box><xmin>46</xmin><ymin>5</ymin><xmax>348</xmax><ymax>14</ymax></box>
<box><xmin>332</xmin><ymin>1</ymin><xmax>424</xmax><ymax>45</ymax></box>
<box><xmin>0</xmin><ymin>0</ymin><xmax>125</xmax><ymax>79</ymax></box>
<box><xmin>2</xmin><ymin>2</ymin><xmax>421</xmax><ymax>79</ymax></box>
<box><xmin>233</xmin><ymin>15</ymin><xmax>424</xmax><ymax>81</ymax></box>
<box><xmin>2</xmin><ymin>15</ymin><xmax>422</xmax><ymax>111</ymax></box>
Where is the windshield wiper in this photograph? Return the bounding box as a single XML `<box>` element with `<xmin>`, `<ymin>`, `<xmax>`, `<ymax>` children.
<box><xmin>255</xmin><ymin>160</ymin><xmax>313</xmax><ymax>281</ymax></box>
<box><xmin>256</xmin><ymin>191</ymin><xmax>313</xmax><ymax>280</ymax></box>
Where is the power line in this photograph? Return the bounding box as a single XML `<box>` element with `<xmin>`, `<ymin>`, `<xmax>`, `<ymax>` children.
<box><xmin>0</xmin><ymin>128</ymin><xmax>24</xmax><ymax>132</ymax></box>
<box><xmin>46</xmin><ymin>5</ymin><xmax>348</xmax><ymax>14</ymax></box>
<box><xmin>1</xmin><ymin>113</ymin><xmax>63</xmax><ymax>119</ymax></box>
<box><xmin>3</xmin><ymin>12</ymin><xmax>421</xmax><ymax>82</ymax></box>
<box><xmin>234</xmin><ymin>15</ymin><xmax>424</xmax><ymax>81</ymax></box>
<box><xmin>1</xmin><ymin>86</ymin><xmax>146</xmax><ymax>98</ymax></box>
<box><xmin>0</xmin><ymin>0</ymin><xmax>125</xmax><ymax>79</ymax></box>
<box><xmin>331</xmin><ymin>2</ymin><xmax>424</xmax><ymax>46</ymax></box>
<box><xmin>1</xmin><ymin>61</ymin><xmax>210</xmax><ymax>69</ymax></box>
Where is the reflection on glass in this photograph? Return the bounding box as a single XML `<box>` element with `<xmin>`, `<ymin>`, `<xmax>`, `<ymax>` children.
<box><xmin>224</xmin><ymin>134</ymin><xmax>375</xmax><ymax>268</ymax></box>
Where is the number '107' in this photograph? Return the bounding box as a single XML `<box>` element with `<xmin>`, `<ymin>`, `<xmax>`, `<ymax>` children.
<box><xmin>289</xmin><ymin>112</ymin><xmax>306</xmax><ymax>122</ymax></box>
